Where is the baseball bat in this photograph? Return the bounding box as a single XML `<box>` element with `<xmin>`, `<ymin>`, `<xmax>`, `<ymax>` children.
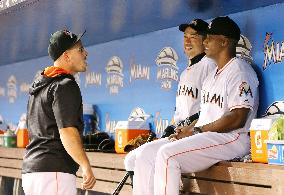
<box><xmin>112</xmin><ymin>131</ymin><xmax>156</xmax><ymax>195</ymax></box>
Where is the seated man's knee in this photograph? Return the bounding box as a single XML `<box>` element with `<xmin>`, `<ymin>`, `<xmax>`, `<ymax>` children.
<box><xmin>135</xmin><ymin>143</ymin><xmax>156</xmax><ymax>164</ymax></box>
<box><xmin>124</xmin><ymin>150</ymin><xmax>137</xmax><ymax>171</ymax></box>
<box><xmin>156</xmin><ymin>144</ymin><xmax>174</xmax><ymax>161</ymax></box>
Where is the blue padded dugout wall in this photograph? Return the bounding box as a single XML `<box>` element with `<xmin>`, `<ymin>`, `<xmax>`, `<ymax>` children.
<box><xmin>0</xmin><ymin>3</ymin><xmax>284</xmax><ymax>137</ymax></box>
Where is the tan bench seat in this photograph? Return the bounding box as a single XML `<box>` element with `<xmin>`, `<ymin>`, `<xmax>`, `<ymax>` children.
<box><xmin>181</xmin><ymin>161</ymin><xmax>284</xmax><ymax>195</ymax></box>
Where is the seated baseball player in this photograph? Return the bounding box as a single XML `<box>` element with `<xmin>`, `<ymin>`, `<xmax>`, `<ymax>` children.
<box><xmin>123</xmin><ymin>18</ymin><xmax>216</xmax><ymax>187</ymax></box>
<box><xmin>132</xmin><ymin>16</ymin><xmax>259</xmax><ymax>195</ymax></box>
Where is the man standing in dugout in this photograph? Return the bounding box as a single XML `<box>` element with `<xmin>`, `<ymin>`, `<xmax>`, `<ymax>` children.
<box><xmin>132</xmin><ymin>16</ymin><xmax>259</xmax><ymax>195</ymax></box>
<box><xmin>22</xmin><ymin>29</ymin><xmax>96</xmax><ymax>195</ymax></box>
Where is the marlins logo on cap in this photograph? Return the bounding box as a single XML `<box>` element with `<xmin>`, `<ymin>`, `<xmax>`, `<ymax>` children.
<box><xmin>63</xmin><ymin>30</ymin><xmax>74</xmax><ymax>38</ymax></box>
<box><xmin>179</xmin><ymin>18</ymin><xmax>208</xmax><ymax>33</ymax></box>
<box><xmin>191</xmin><ymin>20</ymin><xmax>198</xmax><ymax>26</ymax></box>
<box><xmin>206</xmin><ymin>16</ymin><xmax>240</xmax><ymax>41</ymax></box>
<box><xmin>48</xmin><ymin>29</ymin><xmax>86</xmax><ymax>61</ymax></box>
<box><xmin>208</xmin><ymin>21</ymin><xmax>212</xmax><ymax>29</ymax></box>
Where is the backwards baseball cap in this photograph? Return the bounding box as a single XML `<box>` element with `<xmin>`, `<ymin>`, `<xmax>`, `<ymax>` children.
<box><xmin>48</xmin><ymin>29</ymin><xmax>86</xmax><ymax>61</ymax></box>
<box><xmin>179</xmin><ymin>19</ymin><xmax>208</xmax><ymax>34</ymax></box>
<box><xmin>206</xmin><ymin>16</ymin><xmax>240</xmax><ymax>41</ymax></box>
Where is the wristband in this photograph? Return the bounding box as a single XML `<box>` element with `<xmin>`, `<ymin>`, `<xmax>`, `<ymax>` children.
<box><xmin>192</xmin><ymin>126</ymin><xmax>203</xmax><ymax>135</ymax></box>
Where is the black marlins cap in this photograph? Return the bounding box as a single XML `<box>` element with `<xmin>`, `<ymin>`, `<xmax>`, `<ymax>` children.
<box><xmin>206</xmin><ymin>16</ymin><xmax>240</xmax><ymax>41</ymax></box>
<box><xmin>48</xmin><ymin>29</ymin><xmax>86</xmax><ymax>61</ymax></box>
<box><xmin>179</xmin><ymin>19</ymin><xmax>208</xmax><ymax>34</ymax></box>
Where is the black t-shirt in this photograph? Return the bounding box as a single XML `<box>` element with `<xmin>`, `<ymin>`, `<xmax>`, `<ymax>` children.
<box><xmin>22</xmin><ymin>74</ymin><xmax>84</xmax><ymax>175</ymax></box>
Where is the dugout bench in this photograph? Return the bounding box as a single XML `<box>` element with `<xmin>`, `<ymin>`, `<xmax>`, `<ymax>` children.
<box><xmin>181</xmin><ymin>161</ymin><xmax>284</xmax><ymax>195</ymax></box>
<box><xmin>0</xmin><ymin>147</ymin><xmax>132</xmax><ymax>195</ymax></box>
<box><xmin>1</xmin><ymin>147</ymin><xmax>284</xmax><ymax>195</ymax></box>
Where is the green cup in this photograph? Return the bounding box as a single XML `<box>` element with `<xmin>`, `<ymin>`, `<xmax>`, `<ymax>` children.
<box><xmin>3</xmin><ymin>135</ymin><xmax>17</xmax><ymax>147</ymax></box>
<box><xmin>0</xmin><ymin>135</ymin><xmax>3</xmax><ymax>146</ymax></box>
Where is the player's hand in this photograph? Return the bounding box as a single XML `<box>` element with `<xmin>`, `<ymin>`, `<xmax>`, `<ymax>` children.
<box><xmin>176</xmin><ymin>126</ymin><xmax>193</xmax><ymax>140</ymax></box>
<box><xmin>81</xmin><ymin>165</ymin><xmax>96</xmax><ymax>190</ymax></box>
<box><xmin>168</xmin><ymin>126</ymin><xmax>182</xmax><ymax>141</ymax></box>
<box><xmin>168</xmin><ymin>133</ymin><xmax>178</xmax><ymax>141</ymax></box>
<box><xmin>174</xmin><ymin>126</ymin><xmax>183</xmax><ymax>134</ymax></box>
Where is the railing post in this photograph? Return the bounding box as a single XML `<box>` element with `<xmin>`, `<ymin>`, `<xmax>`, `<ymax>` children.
<box><xmin>0</xmin><ymin>176</ymin><xmax>5</xmax><ymax>195</ymax></box>
<box><xmin>13</xmin><ymin>178</ymin><xmax>24</xmax><ymax>195</ymax></box>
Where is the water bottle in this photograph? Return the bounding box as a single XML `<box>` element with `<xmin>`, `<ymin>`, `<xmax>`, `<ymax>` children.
<box><xmin>83</xmin><ymin>104</ymin><xmax>95</xmax><ymax>136</ymax></box>
<box><xmin>16</xmin><ymin>114</ymin><xmax>29</xmax><ymax>148</ymax></box>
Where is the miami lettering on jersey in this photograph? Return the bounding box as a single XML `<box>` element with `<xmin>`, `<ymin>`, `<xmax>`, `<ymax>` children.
<box><xmin>202</xmin><ymin>90</ymin><xmax>224</xmax><ymax>108</ymax></box>
<box><xmin>177</xmin><ymin>84</ymin><xmax>198</xmax><ymax>99</ymax></box>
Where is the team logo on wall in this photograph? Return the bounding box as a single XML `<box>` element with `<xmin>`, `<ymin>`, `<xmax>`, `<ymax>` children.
<box><xmin>19</xmin><ymin>70</ymin><xmax>42</xmax><ymax>94</ymax></box>
<box><xmin>265</xmin><ymin>101</ymin><xmax>284</xmax><ymax>116</ymax></box>
<box><xmin>106</xmin><ymin>56</ymin><xmax>124</xmax><ymax>95</ymax></box>
<box><xmin>129</xmin><ymin>57</ymin><xmax>150</xmax><ymax>82</ymax></box>
<box><xmin>19</xmin><ymin>82</ymin><xmax>30</xmax><ymax>94</ymax></box>
<box><xmin>155</xmin><ymin>47</ymin><xmax>179</xmax><ymax>90</ymax></box>
<box><xmin>0</xmin><ymin>0</ymin><xmax>22</xmax><ymax>11</ymax></box>
<box><xmin>105</xmin><ymin>112</ymin><xmax>117</xmax><ymax>134</ymax></box>
<box><xmin>236</xmin><ymin>34</ymin><xmax>253</xmax><ymax>64</ymax></box>
<box><xmin>154</xmin><ymin>111</ymin><xmax>170</xmax><ymax>137</ymax></box>
<box><xmin>7</xmin><ymin>75</ymin><xmax>17</xmax><ymax>103</ymax></box>
<box><xmin>85</xmin><ymin>71</ymin><xmax>102</xmax><ymax>87</ymax></box>
<box><xmin>263</xmin><ymin>32</ymin><xmax>284</xmax><ymax>70</ymax></box>
<box><xmin>128</xmin><ymin>107</ymin><xmax>149</xmax><ymax>121</ymax></box>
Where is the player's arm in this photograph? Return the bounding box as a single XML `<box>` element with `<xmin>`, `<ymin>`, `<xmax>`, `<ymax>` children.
<box><xmin>199</xmin><ymin>107</ymin><xmax>250</xmax><ymax>133</ymax></box>
<box><xmin>169</xmin><ymin>119</ymin><xmax>198</xmax><ymax>140</ymax></box>
<box><xmin>59</xmin><ymin>127</ymin><xmax>96</xmax><ymax>189</ymax></box>
<box><xmin>52</xmin><ymin>80</ymin><xmax>96</xmax><ymax>189</ymax></box>
<box><xmin>199</xmin><ymin>72</ymin><xmax>257</xmax><ymax>134</ymax></box>
<box><xmin>173</xmin><ymin>107</ymin><xmax>250</xmax><ymax>139</ymax></box>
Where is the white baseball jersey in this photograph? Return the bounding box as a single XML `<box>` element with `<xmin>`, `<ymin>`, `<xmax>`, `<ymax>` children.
<box><xmin>125</xmin><ymin>55</ymin><xmax>215</xmax><ymax>172</ymax></box>
<box><xmin>195</xmin><ymin>57</ymin><xmax>259</xmax><ymax>133</ymax></box>
<box><xmin>174</xmin><ymin>56</ymin><xmax>215</xmax><ymax>124</ymax></box>
<box><xmin>131</xmin><ymin>57</ymin><xmax>259</xmax><ymax>195</ymax></box>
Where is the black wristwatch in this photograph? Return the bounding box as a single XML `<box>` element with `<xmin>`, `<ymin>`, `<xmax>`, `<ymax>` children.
<box><xmin>192</xmin><ymin>126</ymin><xmax>203</xmax><ymax>135</ymax></box>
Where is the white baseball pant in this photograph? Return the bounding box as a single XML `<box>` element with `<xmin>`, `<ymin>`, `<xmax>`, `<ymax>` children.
<box><xmin>22</xmin><ymin>172</ymin><xmax>77</xmax><ymax>195</ymax></box>
<box><xmin>132</xmin><ymin>131</ymin><xmax>250</xmax><ymax>195</ymax></box>
<box><xmin>124</xmin><ymin>143</ymin><xmax>145</xmax><ymax>172</ymax></box>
